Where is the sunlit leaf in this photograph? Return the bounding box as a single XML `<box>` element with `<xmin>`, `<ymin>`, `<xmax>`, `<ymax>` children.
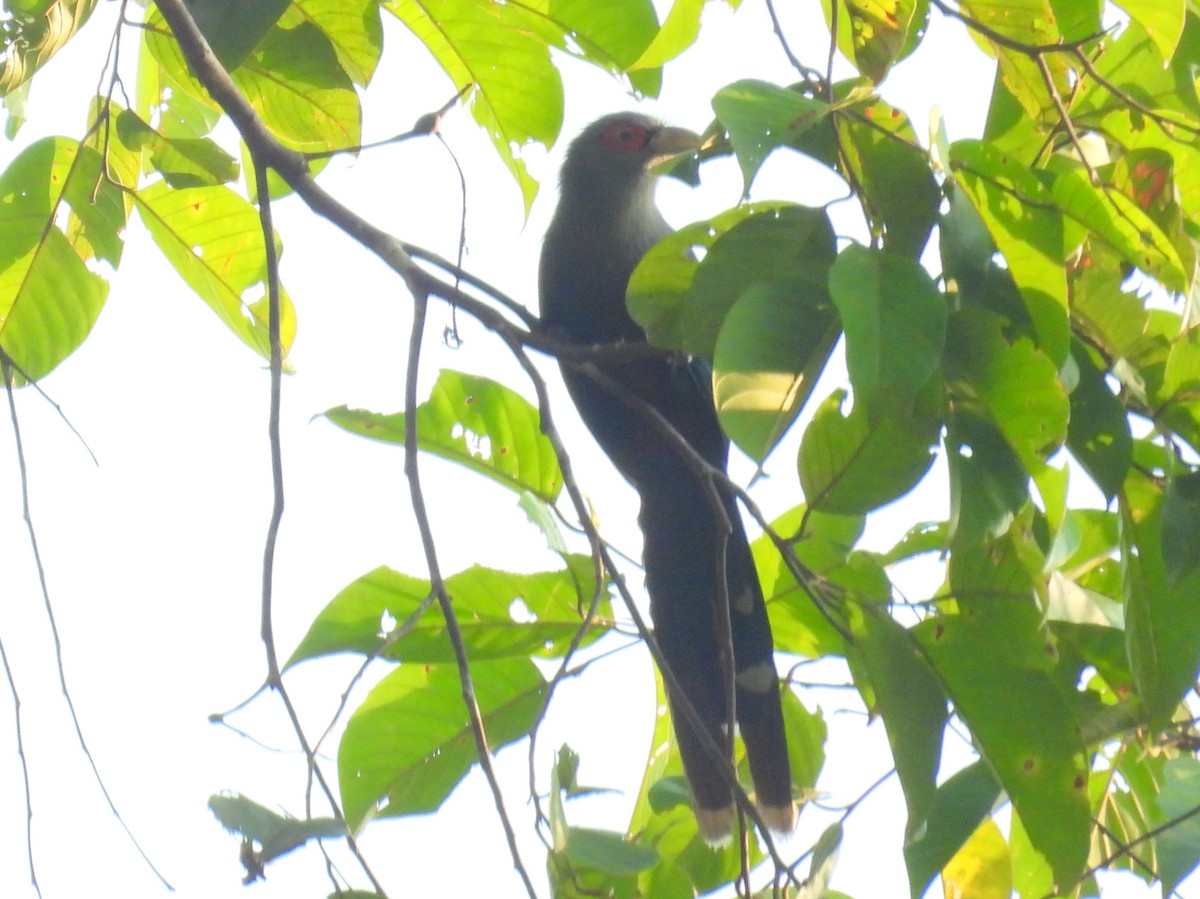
<box><xmin>941</xmin><ymin>817</ymin><xmax>1012</xmax><ymax>899</ymax></box>
<box><xmin>324</xmin><ymin>370</ymin><xmax>563</xmax><ymax>501</ymax></box>
<box><xmin>339</xmin><ymin>657</ymin><xmax>547</xmax><ymax>826</ymax></box>
<box><xmin>0</xmin><ymin>0</ymin><xmax>97</xmax><ymax>94</ymax></box>
<box><xmin>1051</xmin><ymin>166</ymin><xmax>1187</xmax><ymax>294</ymax></box>
<box><xmin>292</xmin><ymin>0</ymin><xmax>383</xmax><ymax>86</ymax></box>
<box><xmin>958</xmin><ymin>0</ymin><xmax>1069</xmax><ymax>126</ymax></box>
<box><xmin>819</xmin><ymin>0</ymin><xmax>925</xmax><ymax>82</ymax></box>
<box><xmin>133</xmin><ymin>181</ymin><xmax>294</xmax><ymax>361</ymax></box>
<box><xmin>631</xmin><ymin>0</ymin><xmax>705</xmax><ymax>69</ymax></box>
<box><xmin>0</xmin><ymin>137</ymin><xmax>118</xmax><ymax>379</ymax></box>
<box><xmin>388</xmin><ymin>0</ymin><xmax>563</xmax><ymax>211</ymax></box>
<box><xmin>951</xmin><ymin>139</ymin><xmax>1069</xmax><ymax>364</ymax></box>
<box><xmin>1111</xmin><ymin>0</ymin><xmax>1186</xmax><ymax>60</ymax></box>
<box><xmin>287</xmin><ymin>557</ymin><xmax>611</xmax><ymax>666</ymax></box>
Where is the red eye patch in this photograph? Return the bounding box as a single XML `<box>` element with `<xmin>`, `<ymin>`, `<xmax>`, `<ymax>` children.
<box><xmin>599</xmin><ymin>121</ymin><xmax>650</xmax><ymax>151</ymax></box>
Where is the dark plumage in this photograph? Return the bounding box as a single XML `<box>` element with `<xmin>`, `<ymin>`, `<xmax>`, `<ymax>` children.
<box><xmin>539</xmin><ymin>112</ymin><xmax>794</xmax><ymax>842</ymax></box>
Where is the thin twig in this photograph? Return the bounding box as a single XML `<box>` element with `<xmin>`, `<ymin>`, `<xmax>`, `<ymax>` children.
<box><xmin>929</xmin><ymin>0</ymin><xmax>1104</xmax><ymax>54</ymax></box>
<box><xmin>402</xmin><ymin>288</ymin><xmax>539</xmax><ymax>898</ymax></box>
<box><xmin>249</xmin><ymin>154</ymin><xmax>387</xmax><ymax>895</ymax></box>
<box><xmin>2</xmin><ymin>360</ymin><xmax>172</xmax><ymax>890</ymax></box>
<box><xmin>0</xmin><ymin>633</ymin><xmax>40</xmax><ymax>897</ymax></box>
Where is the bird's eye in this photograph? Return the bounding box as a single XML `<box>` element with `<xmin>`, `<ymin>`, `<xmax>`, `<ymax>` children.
<box><xmin>600</xmin><ymin>122</ymin><xmax>649</xmax><ymax>151</ymax></box>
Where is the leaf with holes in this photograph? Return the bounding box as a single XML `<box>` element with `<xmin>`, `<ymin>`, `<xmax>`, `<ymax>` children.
<box><xmin>914</xmin><ymin>604</ymin><xmax>1090</xmax><ymax>890</ymax></box>
<box><xmin>711</xmin><ymin>80</ymin><xmax>831</xmax><ymax>188</ymax></box>
<box><xmin>324</xmin><ymin>370</ymin><xmax>563</xmax><ymax>501</ymax></box>
<box><xmin>287</xmin><ymin>557</ymin><xmax>611</xmax><ymax>667</ymax></box>
<box><xmin>799</xmin><ymin>389</ymin><xmax>938</xmax><ymax>515</ymax></box>
<box><xmin>0</xmin><ymin>137</ymin><xmax>122</xmax><ymax>380</ymax></box>
<box><xmin>388</xmin><ymin>0</ymin><xmax>562</xmax><ymax>211</ymax></box>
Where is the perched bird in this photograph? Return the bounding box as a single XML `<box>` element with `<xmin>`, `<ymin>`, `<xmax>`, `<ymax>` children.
<box><xmin>539</xmin><ymin>112</ymin><xmax>794</xmax><ymax>842</ymax></box>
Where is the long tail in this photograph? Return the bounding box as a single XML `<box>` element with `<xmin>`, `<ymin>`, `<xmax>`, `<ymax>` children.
<box><xmin>639</xmin><ymin>474</ymin><xmax>794</xmax><ymax>842</ymax></box>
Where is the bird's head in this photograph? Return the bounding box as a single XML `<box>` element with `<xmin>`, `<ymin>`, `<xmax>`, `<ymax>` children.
<box><xmin>559</xmin><ymin>112</ymin><xmax>701</xmax><ymax>201</ymax></box>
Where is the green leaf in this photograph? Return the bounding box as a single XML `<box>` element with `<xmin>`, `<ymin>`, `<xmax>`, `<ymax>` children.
<box><xmin>958</xmin><ymin>0</ymin><xmax>1068</xmax><ymax>126</ymax></box>
<box><xmin>534</xmin><ymin>0</ymin><xmax>663</xmax><ymax>96</ymax></box>
<box><xmin>631</xmin><ymin>0</ymin><xmax>705</xmax><ymax>69</ymax></box>
<box><xmin>945</xmin><ymin>406</ymin><xmax>1029</xmax><ymax>544</ymax></box>
<box><xmin>1051</xmin><ymin>166</ymin><xmax>1187</xmax><ymax>294</ymax></box>
<box><xmin>799</xmin><ymin>388</ymin><xmax>938</xmax><ymax>515</ymax></box>
<box><xmin>819</xmin><ymin>0</ymin><xmax>925</xmax><ymax>82</ymax></box>
<box><xmin>804</xmin><ymin>822</ymin><xmax>843</xmax><ymax>897</ymax></box>
<box><xmin>828</xmin><ymin>245</ymin><xmax>947</xmax><ymax>417</ymax></box>
<box><xmin>0</xmin><ymin>0</ymin><xmax>97</xmax><ymax>93</ymax></box>
<box><xmin>233</xmin><ymin>21</ymin><xmax>362</xmax><ymax>151</ymax></box>
<box><xmin>208</xmin><ymin>794</ymin><xmax>342</xmax><ymax>865</ymax></box>
<box><xmin>1065</xmin><ymin>339</ymin><xmax>1132</xmax><ymax>500</ymax></box>
<box><xmin>950</xmin><ymin>139</ymin><xmax>1069</xmax><ymax>364</ymax></box>
<box><xmin>324</xmin><ymin>370</ymin><xmax>563</xmax><ymax>501</ymax></box>
<box><xmin>713</xmin><ymin>275</ymin><xmax>839</xmax><ymax>463</ymax></box>
<box><xmin>945</xmin><ymin>308</ymin><xmax>1069</xmax><ymax>474</ymax></box>
<box><xmin>182</xmin><ymin>0</ymin><xmax>290</xmax><ymax>69</ymax></box>
<box><xmin>562</xmin><ymin>827</ymin><xmax>659</xmax><ymax>875</ymax></box>
<box><xmin>338</xmin><ymin>657</ymin><xmax>547</xmax><ymax>827</ymax></box>
<box><xmin>629</xmin><ymin>203</ymin><xmax>835</xmax><ymax>357</ymax></box>
<box><xmin>1155</xmin><ymin>756</ymin><xmax>1200</xmax><ymax>893</ymax></box>
<box><xmin>903</xmin><ymin>760</ymin><xmax>1003</xmax><ymax>899</ymax></box>
<box><xmin>287</xmin><ymin>556</ymin><xmax>609</xmax><ymax>666</ymax></box>
<box><xmin>850</xmin><ymin>606</ymin><xmax>946</xmax><ymax>842</ymax></box>
<box><xmin>1112</xmin><ymin>0</ymin><xmax>1186</xmax><ymax>60</ymax></box>
<box><xmin>781</xmin><ymin>690</ymin><xmax>827</xmax><ymax>792</ymax></box>
<box><xmin>292</xmin><ymin>0</ymin><xmax>383</xmax><ymax>86</ymax></box>
<box><xmin>115</xmin><ymin>108</ymin><xmax>238</xmax><ymax>188</ymax></box>
<box><xmin>1122</xmin><ymin>471</ymin><xmax>1200</xmax><ymax>724</ymax></box>
<box><xmin>1162</xmin><ymin>470</ymin><xmax>1200</xmax><ymax>586</ymax></box>
<box><xmin>941</xmin><ymin>818</ymin><xmax>1012</xmax><ymax>899</ymax></box>
<box><xmin>914</xmin><ymin>605</ymin><xmax>1091</xmax><ymax>890</ymax></box>
<box><xmin>711</xmin><ymin>80</ymin><xmax>831</xmax><ymax>188</ymax></box>
<box><xmin>133</xmin><ymin>181</ymin><xmax>295</xmax><ymax>361</ymax></box>
<box><xmin>835</xmin><ymin>97</ymin><xmax>940</xmax><ymax>257</ymax></box>
<box><xmin>144</xmin><ymin>10</ymin><xmax>362</xmax><ymax>152</ymax></box>
<box><xmin>756</xmin><ymin>507</ymin><xmax>858</xmax><ymax>657</ymax></box>
<box><xmin>0</xmin><ymin>137</ymin><xmax>119</xmax><ymax>380</ymax></box>
<box><xmin>389</xmin><ymin>0</ymin><xmax>563</xmax><ymax>211</ymax></box>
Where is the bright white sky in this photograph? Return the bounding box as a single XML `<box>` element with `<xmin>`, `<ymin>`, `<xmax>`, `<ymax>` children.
<box><xmin>0</xmin><ymin>2</ymin><xmax>1178</xmax><ymax>898</ymax></box>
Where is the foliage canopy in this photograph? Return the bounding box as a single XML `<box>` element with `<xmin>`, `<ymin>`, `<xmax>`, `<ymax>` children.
<box><xmin>2</xmin><ymin>0</ymin><xmax>1200</xmax><ymax>897</ymax></box>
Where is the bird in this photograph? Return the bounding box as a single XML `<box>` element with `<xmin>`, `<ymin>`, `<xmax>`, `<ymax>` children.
<box><xmin>539</xmin><ymin>112</ymin><xmax>794</xmax><ymax>843</ymax></box>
